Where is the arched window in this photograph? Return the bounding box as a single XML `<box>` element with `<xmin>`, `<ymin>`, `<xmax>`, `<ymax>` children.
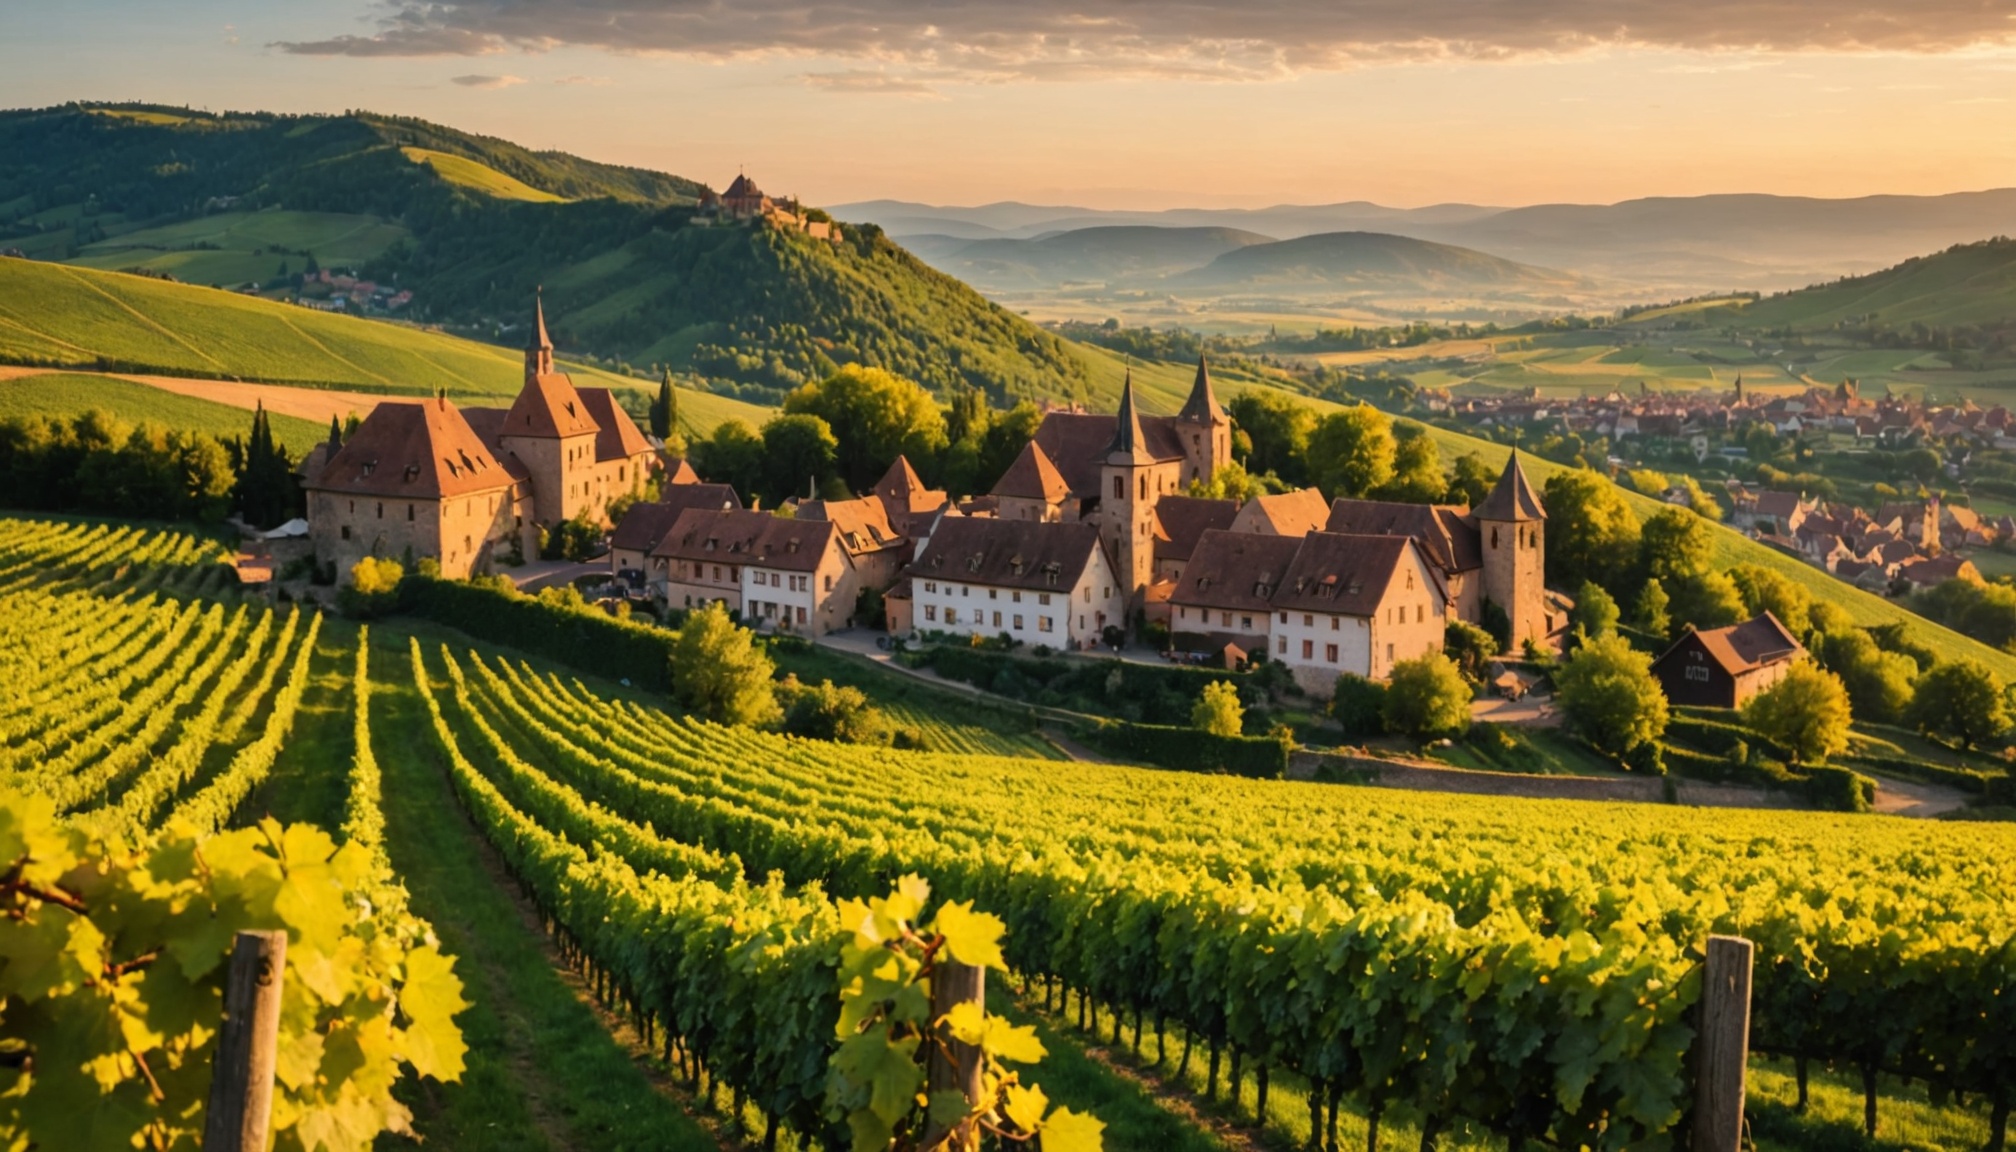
<box><xmin>1113</xmin><ymin>476</ymin><xmax>1123</xmax><ymax>499</ymax></box>
<box><xmin>1491</xmin><ymin>527</ymin><xmax>1499</xmax><ymax>548</ymax></box>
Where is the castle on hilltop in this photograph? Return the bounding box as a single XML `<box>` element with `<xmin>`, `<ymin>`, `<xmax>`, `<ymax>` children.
<box><xmin>695</xmin><ymin>172</ymin><xmax>841</xmax><ymax>241</ymax></box>
<box><xmin>301</xmin><ymin>296</ymin><xmax>660</xmax><ymax>582</ymax></box>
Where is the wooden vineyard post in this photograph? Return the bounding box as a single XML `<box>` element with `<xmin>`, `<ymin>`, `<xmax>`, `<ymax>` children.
<box><xmin>924</xmin><ymin>958</ymin><xmax>986</xmax><ymax>1152</ymax></box>
<box><xmin>1693</xmin><ymin>935</ymin><xmax>1754</xmax><ymax>1152</ymax></box>
<box><xmin>203</xmin><ymin>930</ymin><xmax>288</xmax><ymax>1152</ymax></box>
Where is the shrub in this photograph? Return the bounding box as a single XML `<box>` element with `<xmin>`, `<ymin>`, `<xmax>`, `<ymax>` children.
<box><xmin>1907</xmin><ymin>658</ymin><xmax>2011</xmax><ymax>749</ymax></box>
<box><xmin>781</xmin><ymin>678</ymin><xmax>893</xmax><ymax>746</ymax></box>
<box><xmin>1381</xmin><ymin>654</ymin><xmax>1472</xmax><ymax>741</ymax></box>
<box><xmin>1331</xmin><ymin>674</ymin><xmax>1388</xmax><ymax>737</ymax></box>
<box><xmin>1192</xmin><ymin>680</ymin><xmax>1245</xmax><ymax>737</ymax></box>
<box><xmin>340</xmin><ymin>556</ymin><xmax>404</xmax><ymax>618</ymax></box>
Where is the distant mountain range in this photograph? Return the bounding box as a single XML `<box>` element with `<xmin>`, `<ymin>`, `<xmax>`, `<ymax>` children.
<box><xmin>836</xmin><ymin>191</ymin><xmax>2016</xmax><ymax>295</ymax></box>
<box><xmin>1723</xmin><ymin>236</ymin><xmax>2016</xmax><ymax>334</ymax></box>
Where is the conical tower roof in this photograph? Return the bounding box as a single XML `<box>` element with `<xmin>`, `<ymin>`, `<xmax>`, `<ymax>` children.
<box><xmin>1104</xmin><ymin>369</ymin><xmax>1157</xmax><ymax>466</ymax></box>
<box><xmin>527</xmin><ymin>292</ymin><xmax>553</xmax><ymax>352</ymax></box>
<box><xmin>1178</xmin><ymin>354</ymin><xmax>1225</xmax><ymax>422</ymax></box>
<box><xmin>1473</xmin><ymin>450</ymin><xmax>1545</xmax><ymax>522</ymax></box>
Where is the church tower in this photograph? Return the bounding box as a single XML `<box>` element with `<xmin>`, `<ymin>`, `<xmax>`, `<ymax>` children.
<box><xmin>1474</xmin><ymin>451</ymin><xmax>1548</xmax><ymax>649</ymax></box>
<box><xmin>525</xmin><ymin>293</ymin><xmax>555</xmax><ymax>382</ymax></box>
<box><xmin>501</xmin><ymin>293</ymin><xmax>603</xmax><ymax>527</ymax></box>
<box><xmin>1177</xmin><ymin>354</ymin><xmax>1232</xmax><ymax>486</ymax></box>
<box><xmin>1099</xmin><ymin>370</ymin><xmax>1159</xmax><ymax>604</ymax></box>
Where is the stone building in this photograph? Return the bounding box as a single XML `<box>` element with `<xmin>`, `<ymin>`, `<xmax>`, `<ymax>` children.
<box><xmin>907</xmin><ymin>518</ymin><xmax>1125</xmax><ymax>649</ymax></box>
<box><xmin>650</xmin><ymin>507</ymin><xmax>859</xmax><ymax>635</ymax></box>
<box><xmin>1016</xmin><ymin>358</ymin><xmax>1233</xmax><ymax>604</ymax></box>
<box><xmin>1652</xmin><ymin>612</ymin><xmax>1806</xmax><ymax>708</ymax></box>
<box><xmin>305</xmin><ymin>297</ymin><xmax>659</xmax><ymax>584</ymax></box>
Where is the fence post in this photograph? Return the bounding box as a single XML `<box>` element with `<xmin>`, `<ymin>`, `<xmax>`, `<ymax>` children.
<box><xmin>203</xmin><ymin>929</ymin><xmax>288</xmax><ymax>1152</ymax></box>
<box><xmin>924</xmin><ymin>958</ymin><xmax>986</xmax><ymax>1152</ymax></box>
<box><xmin>1693</xmin><ymin>935</ymin><xmax>1753</xmax><ymax>1152</ymax></box>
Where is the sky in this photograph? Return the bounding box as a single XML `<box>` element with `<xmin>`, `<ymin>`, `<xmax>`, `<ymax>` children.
<box><xmin>4</xmin><ymin>0</ymin><xmax>2016</xmax><ymax>210</ymax></box>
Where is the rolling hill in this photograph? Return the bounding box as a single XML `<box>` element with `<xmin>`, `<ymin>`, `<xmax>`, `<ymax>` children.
<box><xmin>936</xmin><ymin>226</ymin><xmax>1278</xmax><ymax>290</ymax></box>
<box><xmin>0</xmin><ymin>103</ymin><xmax>1093</xmax><ymax>405</ymax></box>
<box><xmin>0</xmin><ymin>257</ymin><xmax>770</xmax><ymax>436</ymax></box>
<box><xmin>1174</xmin><ymin>231</ymin><xmax>1580</xmax><ymax>295</ymax></box>
<box><xmin>1721</xmin><ymin>237</ymin><xmax>2016</xmax><ymax>332</ymax></box>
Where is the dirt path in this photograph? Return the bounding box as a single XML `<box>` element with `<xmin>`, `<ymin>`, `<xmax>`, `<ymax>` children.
<box><xmin>1866</xmin><ymin>772</ymin><xmax>1972</xmax><ymax>817</ymax></box>
<box><xmin>0</xmin><ymin>365</ymin><xmax>391</xmax><ymax>425</ymax></box>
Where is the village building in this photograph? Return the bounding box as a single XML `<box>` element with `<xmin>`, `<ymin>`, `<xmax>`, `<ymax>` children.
<box><xmin>1168</xmin><ymin>528</ymin><xmax>1449</xmax><ymax>692</ymax></box>
<box><xmin>1651</xmin><ymin>612</ymin><xmax>1807</xmax><ymax>708</ymax></box>
<box><xmin>1321</xmin><ymin>453</ymin><xmax>1553</xmax><ymax>647</ymax></box>
<box><xmin>1149</xmin><ymin>496</ymin><xmax>1239</xmax><ymax>583</ymax></box>
<box><xmin>649</xmin><ymin>507</ymin><xmax>858</xmax><ymax>634</ymax></box>
<box><xmin>1228</xmin><ymin>487</ymin><xmax>1329</xmax><ymax>537</ymax></box>
<box><xmin>307</xmin><ymin>296</ymin><xmax>658</xmax><ymax>585</ymax></box>
<box><xmin>907</xmin><ymin>518</ymin><xmax>1125</xmax><ymax>649</ymax></box>
<box><xmin>869</xmin><ymin>455</ymin><xmax>950</xmax><ymax>537</ymax></box>
<box><xmin>798</xmin><ymin>493</ymin><xmax>910</xmax><ymax>594</ymax></box>
<box><xmin>1016</xmin><ymin>358</ymin><xmax>1233</xmax><ymax>604</ymax></box>
<box><xmin>695</xmin><ymin>172</ymin><xmax>842</xmax><ymax>241</ymax></box>
<box><xmin>303</xmin><ymin>397</ymin><xmax>530</xmax><ymax>582</ymax></box>
<box><xmin>608</xmin><ymin>482</ymin><xmax>741</xmax><ymax>580</ymax></box>
<box><xmin>1169</xmin><ymin>530</ymin><xmax>1302</xmax><ymax>655</ymax></box>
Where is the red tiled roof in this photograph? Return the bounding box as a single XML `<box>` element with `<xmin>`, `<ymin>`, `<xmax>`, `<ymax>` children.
<box><xmin>913</xmin><ymin>517</ymin><xmax>1107</xmax><ymax>592</ymax></box>
<box><xmin>610</xmin><ymin>484</ymin><xmax>741</xmax><ymax>553</ymax></box>
<box><xmin>1270</xmin><ymin>533</ymin><xmax>1440</xmax><ymax>617</ymax></box>
<box><xmin>652</xmin><ymin>508</ymin><xmax>838</xmax><ymax>573</ymax></box>
<box><xmin>1663</xmin><ymin>612</ymin><xmax>1805</xmax><ymax>677</ymax></box>
<box><xmin>307</xmin><ymin>399</ymin><xmax>518</xmax><ymax>500</ymax></box>
<box><xmin>992</xmin><ymin>441</ymin><xmax>1071</xmax><ymax>502</ymax></box>
<box><xmin>1325</xmin><ymin>499</ymin><xmax>1481</xmax><ymax>573</ymax></box>
<box><xmin>1152</xmin><ymin>496</ymin><xmax>1238</xmax><ymax>563</ymax></box>
<box><xmin>1237</xmin><ymin>487</ymin><xmax>1329</xmax><ymax>536</ymax></box>
<box><xmin>503</xmin><ymin>372</ymin><xmax>600</xmax><ymax>439</ymax></box>
<box><xmin>1170</xmin><ymin>530</ymin><xmax>1305</xmax><ymax>614</ymax></box>
<box><xmin>576</xmin><ymin>388</ymin><xmax>654</xmax><ymax>463</ymax></box>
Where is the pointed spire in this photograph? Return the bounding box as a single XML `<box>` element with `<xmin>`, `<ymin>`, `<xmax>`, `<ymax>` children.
<box><xmin>327</xmin><ymin>414</ymin><xmax>343</xmax><ymax>449</ymax></box>
<box><xmin>1179</xmin><ymin>353</ymin><xmax>1225</xmax><ymax>423</ymax></box>
<box><xmin>1474</xmin><ymin>449</ymin><xmax>1546</xmax><ymax>522</ymax></box>
<box><xmin>1104</xmin><ymin>367</ymin><xmax>1154</xmax><ymax>465</ymax></box>
<box><xmin>528</xmin><ymin>288</ymin><xmax>552</xmax><ymax>352</ymax></box>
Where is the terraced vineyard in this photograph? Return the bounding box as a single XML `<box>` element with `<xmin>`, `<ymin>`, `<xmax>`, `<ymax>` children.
<box><xmin>4</xmin><ymin>512</ymin><xmax>2013</xmax><ymax>1151</ymax></box>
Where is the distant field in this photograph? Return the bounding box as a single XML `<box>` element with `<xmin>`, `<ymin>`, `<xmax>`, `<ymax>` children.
<box><xmin>0</xmin><ymin>372</ymin><xmax>325</xmax><ymax>452</ymax></box>
<box><xmin>0</xmin><ymin>258</ymin><xmax>771</xmax><ymax>434</ymax></box>
<box><xmin>68</xmin><ymin>209</ymin><xmax>408</xmax><ymax>288</ymax></box>
<box><xmin>400</xmin><ymin>148</ymin><xmax>567</xmax><ymax>203</ymax></box>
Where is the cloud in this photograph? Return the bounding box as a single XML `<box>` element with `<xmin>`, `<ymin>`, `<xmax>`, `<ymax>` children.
<box><xmin>553</xmin><ymin>74</ymin><xmax>613</xmax><ymax>85</ymax></box>
<box><xmin>801</xmin><ymin>70</ymin><xmax>942</xmax><ymax>95</ymax></box>
<box><xmin>273</xmin><ymin>1</ymin><xmax>2016</xmax><ymax>81</ymax></box>
<box><xmin>451</xmin><ymin>73</ymin><xmax>526</xmax><ymax>88</ymax></box>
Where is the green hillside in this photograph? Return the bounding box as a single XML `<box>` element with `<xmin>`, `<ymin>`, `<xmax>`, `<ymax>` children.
<box><xmin>1177</xmin><ymin>231</ymin><xmax>1579</xmax><ymax>292</ymax></box>
<box><xmin>1725</xmin><ymin>237</ymin><xmax>2016</xmax><ymax>331</ymax></box>
<box><xmin>0</xmin><ymin>258</ymin><xmax>770</xmax><ymax>434</ymax></box>
<box><xmin>0</xmin><ymin>102</ymin><xmax>1093</xmax><ymax>405</ymax></box>
<box><xmin>0</xmin><ymin>372</ymin><xmax>325</xmax><ymax>452</ymax></box>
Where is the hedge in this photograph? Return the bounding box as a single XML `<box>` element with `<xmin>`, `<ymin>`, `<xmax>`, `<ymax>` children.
<box><xmin>915</xmin><ymin>645</ymin><xmax>1281</xmax><ymax>727</ymax></box>
<box><xmin>1836</xmin><ymin>753</ymin><xmax>1993</xmax><ymax>795</ymax></box>
<box><xmin>1662</xmin><ymin>741</ymin><xmax>1874</xmax><ymax>812</ymax></box>
<box><xmin>1076</xmin><ymin>719</ymin><xmax>1290</xmax><ymax>779</ymax></box>
<box><xmin>396</xmin><ymin>576</ymin><xmax>678</xmax><ymax>692</ymax></box>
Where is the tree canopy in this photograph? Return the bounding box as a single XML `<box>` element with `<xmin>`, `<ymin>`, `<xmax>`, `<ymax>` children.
<box><xmin>784</xmin><ymin>366</ymin><xmax>949</xmax><ymax>493</ymax></box>
<box><xmin>1542</xmin><ymin>470</ymin><xmax>1641</xmax><ymax>595</ymax></box>
<box><xmin>1554</xmin><ymin>633</ymin><xmax>1670</xmax><ymax>758</ymax></box>
<box><xmin>1741</xmin><ymin>663</ymin><xmax>1852</xmax><ymax>765</ymax></box>
<box><xmin>1306</xmin><ymin>404</ymin><xmax>1395</xmax><ymax>500</ymax></box>
<box><xmin>1381</xmin><ymin>654</ymin><xmax>1472</xmax><ymax>740</ymax></box>
<box><xmin>670</xmin><ymin>603</ymin><xmax>781</xmax><ymax>727</ymax></box>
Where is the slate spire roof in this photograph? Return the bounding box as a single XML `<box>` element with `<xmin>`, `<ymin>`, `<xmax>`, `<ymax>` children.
<box><xmin>1104</xmin><ymin>368</ymin><xmax>1157</xmax><ymax>466</ymax></box>
<box><xmin>528</xmin><ymin>291</ymin><xmax>552</xmax><ymax>352</ymax></box>
<box><xmin>1474</xmin><ymin>450</ymin><xmax>1545</xmax><ymax>522</ymax></box>
<box><xmin>1178</xmin><ymin>354</ymin><xmax>1226</xmax><ymax>423</ymax></box>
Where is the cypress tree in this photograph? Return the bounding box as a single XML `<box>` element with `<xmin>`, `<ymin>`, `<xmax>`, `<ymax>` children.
<box><xmin>651</xmin><ymin>370</ymin><xmax>676</xmax><ymax>440</ymax></box>
<box><xmin>326</xmin><ymin>414</ymin><xmax>343</xmax><ymax>449</ymax></box>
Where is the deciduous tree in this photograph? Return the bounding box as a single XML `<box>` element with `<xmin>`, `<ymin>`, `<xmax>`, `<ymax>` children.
<box><xmin>1191</xmin><ymin>680</ymin><xmax>1245</xmax><ymax>737</ymax></box>
<box><xmin>1306</xmin><ymin>404</ymin><xmax>1395</xmax><ymax>500</ymax></box>
<box><xmin>1380</xmin><ymin>654</ymin><xmax>1472</xmax><ymax>740</ymax></box>
<box><xmin>1555</xmin><ymin>633</ymin><xmax>1670</xmax><ymax>758</ymax></box>
<box><xmin>671</xmin><ymin>602</ymin><xmax>782</xmax><ymax>727</ymax></box>
<box><xmin>1742</xmin><ymin>662</ymin><xmax>1852</xmax><ymax>765</ymax></box>
<box><xmin>1542</xmin><ymin>470</ymin><xmax>1641</xmax><ymax>594</ymax></box>
<box><xmin>1906</xmin><ymin>658</ymin><xmax>2010</xmax><ymax>749</ymax></box>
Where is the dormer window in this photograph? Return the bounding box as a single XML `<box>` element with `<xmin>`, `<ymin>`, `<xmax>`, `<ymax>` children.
<box><xmin>967</xmin><ymin>554</ymin><xmax>983</xmax><ymax>572</ymax></box>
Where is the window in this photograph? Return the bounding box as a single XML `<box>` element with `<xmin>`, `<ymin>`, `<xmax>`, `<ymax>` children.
<box><xmin>1331</xmin><ymin>617</ymin><xmax>1340</xmax><ymax>631</ymax></box>
<box><xmin>1491</xmin><ymin>527</ymin><xmax>1500</xmax><ymax>548</ymax></box>
<box><xmin>947</xmin><ymin>608</ymin><xmax>959</xmax><ymax>625</ymax></box>
<box><xmin>1039</xmin><ymin>616</ymin><xmax>1053</xmax><ymax>633</ymax></box>
<box><xmin>1686</xmin><ymin>665</ymin><xmax>1711</xmax><ymax>683</ymax></box>
<box><xmin>1302</xmin><ymin>640</ymin><xmax>1314</xmax><ymax>659</ymax></box>
<box><xmin>1039</xmin><ymin>593</ymin><xmax>1051</xmax><ymax>606</ymax></box>
<box><xmin>407</xmin><ymin>504</ymin><xmax>415</xmax><ymax>522</ymax></box>
<box><xmin>340</xmin><ymin>525</ymin><xmax>351</xmax><ymax>541</ymax></box>
<box><xmin>1386</xmin><ymin>643</ymin><xmax>1395</xmax><ymax>662</ymax></box>
<box><xmin>926</xmin><ymin>581</ymin><xmax>937</xmax><ymax>593</ymax></box>
<box><xmin>1406</xmin><ymin>571</ymin><xmax>1414</xmax><ymax>590</ymax></box>
<box><xmin>926</xmin><ymin>605</ymin><xmax>938</xmax><ymax>622</ymax></box>
<box><xmin>1326</xmin><ymin>644</ymin><xmax>1338</xmax><ymax>663</ymax></box>
<box><xmin>376</xmin><ymin>503</ymin><xmax>383</xmax><ymax>519</ymax></box>
<box><xmin>1416</xmin><ymin>605</ymin><xmax>1425</xmax><ymax>623</ymax></box>
<box><xmin>1014</xmin><ymin>615</ymin><xmax>1024</xmax><ymax>629</ymax></box>
<box><xmin>797</xmin><ymin>606</ymin><xmax>807</xmax><ymax>624</ymax></box>
<box><xmin>1277</xmin><ymin>636</ymin><xmax>1286</xmax><ymax>654</ymax></box>
<box><xmin>1240</xmin><ymin>615</ymin><xmax>1252</xmax><ymax>630</ymax></box>
<box><xmin>1304</xmin><ymin>614</ymin><xmax>1313</xmax><ymax>627</ymax></box>
<box><xmin>713</xmin><ymin>565</ymin><xmax>722</xmax><ymax>580</ymax></box>
<box><xmin>348</xmin><ymin>500</ymin><xmax>355</xmax><ymax>514</ymax></box>
<box><xmin>1279</xmin><ymin>612</ymin><xmax>1288</xmax><ymax>624</ymax></box>
<box><xmin>1084</xmin><ymin>588</ymin><xmax>1092</xmax><ymax>603</ymax></box>
<box><xmin>1113</xmin><ymin>476</ymin><xmax>1124</xmax><ymax>499</ymax></box>
<box><xmin>992</xmin><ymin>611</ymin><xmax>1002</xmax><ymax>627</ymax></box>
<box><xmin>1221</xmin><ymin>611</ymin><xmax>1232</xmax><ymax>627</ymax></box>
<box><xmin>1012</xmin><ymin>591</ymin><xmax>1022</xmax><ymax>603</ymax></box>
<box><xmin>989</xmin><ymin>589</ymin><xmax>998</xmax><ymax>600</ymax></box>
<box><xmin>824</xmin><ymin>575</ymin><xmax>833</xmax><ymax>592</ymax></box>
<box><xmin>1139</xmin><ymin>476</ymin><xmax>1147</xmax><ymax>499</ymax></box>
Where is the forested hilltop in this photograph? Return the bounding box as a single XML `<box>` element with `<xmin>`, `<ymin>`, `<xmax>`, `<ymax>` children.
<box><xmin>0</xmin><ymin>103</ymin><xmax>1092</xmax><ymax>405</ymax></box>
